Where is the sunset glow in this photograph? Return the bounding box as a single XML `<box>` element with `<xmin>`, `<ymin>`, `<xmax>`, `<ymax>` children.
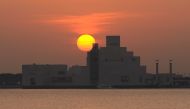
<box><xmin>77</xmin><ymin>34</ymin><xmax>96</xmax><ymax>52</ymax></box>
<box><xmin>46</xmin><ymin>12</ymin><xmax>125</xmax><ymax>34</ymax></box>
<box><xmin>0</xmin><ymin>0</ymin><xmax>190</xmax><ymax>73</ymax></box>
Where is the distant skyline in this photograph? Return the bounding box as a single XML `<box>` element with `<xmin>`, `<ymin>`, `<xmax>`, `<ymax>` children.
<box><xmin>0</xmin><ymin>0</ymin><xmax>190</xmax><ymax>73</ymax></box>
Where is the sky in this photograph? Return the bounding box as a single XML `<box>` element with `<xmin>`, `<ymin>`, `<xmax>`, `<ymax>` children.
<box><xmin>0</xmin><ymin>0</ymin><xmax>190</xmax><ymax>74</ymax></box>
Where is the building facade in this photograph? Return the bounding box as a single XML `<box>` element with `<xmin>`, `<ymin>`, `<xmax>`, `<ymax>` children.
<box><xmin>87</xmin><ymin>43</ymin><xmax>99</xmax><ymax>86</ymax></box>
<box><xmin>22</xmin><ymin>64</ymin><xmax>69</xmax><ymax>87</ymax></box>
<box><xmin>68</xmin><ymin>65</ymin><xmax>90</xmax><ymax>86</ymax></box>
<box><xmin>21</xmin><ymin>35</ymin><xmax>178</xmax><ymax>88</ymax></box>
<box><xmin>98</xmin><ymin>36</ymin><xmax>147</xmax><ymax>86</ymax></box>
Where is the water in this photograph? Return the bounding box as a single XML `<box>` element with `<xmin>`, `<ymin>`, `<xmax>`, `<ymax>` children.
<box><xmin>0</xmin><ymin>89</ymin><xmax>189</xmax><ymax>109</ymax></box>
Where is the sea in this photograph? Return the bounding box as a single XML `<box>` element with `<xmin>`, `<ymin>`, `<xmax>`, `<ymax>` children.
<box><xmin>0</xmin><ymin>89</ymin><xmax>189</xmax><ymax>109</ymax></box>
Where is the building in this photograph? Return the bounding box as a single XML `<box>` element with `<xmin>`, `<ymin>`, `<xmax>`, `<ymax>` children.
<box><xmin>68</xmin><ymin>65</ymin><xmax>90</xmax><ymax>86</ymax></box>
<box><xmin>87</xmin><ymin>43</ymin><xmax>99</xmax><ymax>86</ymax></box>
<box><xmin>21</xmin><ymin>35</ymin><xmax>189</xmax><ymax>88</ymax></box>
<box><xmin>0</xmin><ymin>73</ymin><xmax>21</xmax><ymax>88</ymax></box>
<box><xmin>22</xmin><ymin>64</ymin><xmax>69</xmax><ymax>87</ymax></box>
<box><xmin>98</xmin><ymin>36</ymin><xmax>147</xmax><ymax>87</ymax></box>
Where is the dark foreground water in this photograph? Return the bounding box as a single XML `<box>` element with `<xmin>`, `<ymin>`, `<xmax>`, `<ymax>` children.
<box><xmin>0</xmin><ymin>89</ymin><xmax>189</xmax><ymax>109</ymax></box>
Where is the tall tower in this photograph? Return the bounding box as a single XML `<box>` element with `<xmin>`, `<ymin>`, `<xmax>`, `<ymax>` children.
<box><xmin>87</xmin><ymin>43</ymin><xmax>99</xmax><ymax>86</ymax></box>
<box><xmin>156</xmin><ymin>60</ymin><xmax>159</xmax><ymax>85</ymax></box>
<box><xmin>169</xmin><ymin>60</ymin><xmax>173</xmax><ymax>86</ymax></box>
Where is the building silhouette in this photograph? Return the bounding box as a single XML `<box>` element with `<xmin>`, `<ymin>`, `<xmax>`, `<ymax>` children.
<box><xmin>0</xmin><ymin>73</ymin><xmax>21</xmax><ymax>88</ymax></box>
<box><xmin>68</xmin><ymin>65</ymin><xmax>90</xmax><ymax>86</ymax></box>
<box><xmin>20</xmin><ymin>36</ymin><xmax>190</xmax><ymax>88</ymax></box>
<box><xmin>98</xmin><ymin>36</ymin><xmax>146</xmax><ymax>87</ymax></box>
<box><xmin>22</xmin><ymin>64</ymin><xmax>69</xmax><ymax>87</ymax></box>
<box><xmin>87</xmin><ymin>43</ymin><xmax>99</xmax><ymax>86</ymax></box>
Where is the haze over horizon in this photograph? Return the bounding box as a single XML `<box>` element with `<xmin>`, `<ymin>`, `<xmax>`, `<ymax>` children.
<box><xmin>0</xmin><ymin>0</ymin><xmax>190</xmax><ymax>74</ymax></box>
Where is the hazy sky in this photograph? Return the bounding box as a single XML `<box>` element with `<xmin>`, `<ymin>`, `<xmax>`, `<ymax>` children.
<box><xmin>0</xmin><ymin>0</ymin><xmax>190</xmax><ymax>74</ymax></box>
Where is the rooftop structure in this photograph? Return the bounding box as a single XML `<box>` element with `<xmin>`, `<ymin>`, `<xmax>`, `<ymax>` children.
<box><xmin>106</xmin><ymin>36</ymin><xmax>120</xmax><ymax>47</ymax></box>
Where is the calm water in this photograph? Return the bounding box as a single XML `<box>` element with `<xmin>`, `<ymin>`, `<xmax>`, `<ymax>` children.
<box><xmin>0</xmin><ymin>89</ymin><xmax>189</xmax><ymax>109</ymax></box>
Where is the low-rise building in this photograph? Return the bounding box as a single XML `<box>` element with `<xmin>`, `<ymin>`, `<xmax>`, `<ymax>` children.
<box><xmin>22</xmin><ymin>64</ymin><xmax>69</xmax><ymax>87</ymax></box>
<box><xmin>68</xmin><ymin>65</ymin><xmax>90</xmax><ymax>86</ymax></box>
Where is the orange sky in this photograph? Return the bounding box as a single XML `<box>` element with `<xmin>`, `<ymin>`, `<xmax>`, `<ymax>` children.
<box><xmin>0</xmin><ymin>0</ymin><xmax>190</xmax><ymax>74</ymax></box>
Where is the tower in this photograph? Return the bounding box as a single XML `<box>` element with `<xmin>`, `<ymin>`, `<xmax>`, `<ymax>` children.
<box><xmin>87</xmin><ymin>43</ymin><xmax>99</xmax><ymax>86</ymax></box>
<box><xmin>169</xmin><ymin>60</ymin><xmax>173</xmax><ymax>86</ymax></box>
<box><xmin>156</xmin><ymin>60</ymin><xmax>159</xmax><ymax>85</ymax></box>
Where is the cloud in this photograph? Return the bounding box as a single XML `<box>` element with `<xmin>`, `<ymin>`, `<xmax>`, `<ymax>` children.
<box><xmin>44</xmin><ymin>12</ymin><xmax>127</xmax><ymax>34</ymax></box>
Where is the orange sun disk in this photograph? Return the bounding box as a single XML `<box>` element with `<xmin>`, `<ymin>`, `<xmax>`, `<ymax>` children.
<box><xmin>77</xmin><ymin>34</ymin><xmax>96</xmax><ymax>52</ymax></box>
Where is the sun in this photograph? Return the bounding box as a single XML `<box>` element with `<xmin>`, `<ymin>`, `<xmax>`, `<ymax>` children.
<box><xmin>77</xmin><ymin>34</ymin><xmax>96</xmax><ymax>52</ymax></box>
